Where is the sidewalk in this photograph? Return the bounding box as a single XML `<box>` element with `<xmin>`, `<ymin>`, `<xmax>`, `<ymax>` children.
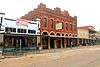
<box><xmin>35</xmin><ymin>45</ymin><xmax>91</xmax><ymax>54</ymax></box>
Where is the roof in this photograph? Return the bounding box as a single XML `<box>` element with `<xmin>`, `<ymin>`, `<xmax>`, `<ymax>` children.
<box><xmin>0</xmin><ymin>13</ymin><xmax>5</xmax><ymax>15</ymax></box>
<box><xmin>78</xmin><ymin>26</ymin><xmax>95</xmax><ymax>31</ymax></box>
<box><xmin>4</xmin><ymin>18</ymin><xmax>16</xmax><ymax>21</ymax></box>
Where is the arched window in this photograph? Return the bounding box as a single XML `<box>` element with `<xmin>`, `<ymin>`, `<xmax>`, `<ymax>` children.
<box><xmin>51</xmin><ymin>19</ymin><xmax>53</xmax><ymax>28</ymax></box>
<box><xmin>66</xmin><ymin>23</ymin><xmax>68</xmax><ymax>30</ymax></box>
<box><xmin>36</xmin><ymin>16</ymin><xmax>40</xmax><ymax>19</ymax></box>
<box><xmin>32</xmin><ymin>18</ymin><xmax>34</xmax><ymax>21</ymax></box>
<box><xmin>44</xmin><ymin>18</ymin><xmax>47</xmax><ymax>27</ymax></box>
<box><xmin>56</xmin><ymin>33</ymin><xmax>60</xmax><ymax>36</ymax></box>
<box><xmin>62</xmin><ymin>34</ymin><xmax>64</xmax><ymax>36</ymax></box>
<box><xmin>70</xmin><ymin>24</ymin><xmax>73</xmax><ymax>31</ymax></box>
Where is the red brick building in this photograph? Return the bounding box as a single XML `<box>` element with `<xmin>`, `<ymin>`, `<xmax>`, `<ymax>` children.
<box><xmin>21</xmin><ymin>3</ymin><xmax>77</xmax><ymax>49</ymax></box>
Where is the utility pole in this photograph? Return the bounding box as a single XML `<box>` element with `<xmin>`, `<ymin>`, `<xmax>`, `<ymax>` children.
<box><xmin>0</xmin><ymin>13</ymin><xmax>5</xmax><ymax>30</ymax></box>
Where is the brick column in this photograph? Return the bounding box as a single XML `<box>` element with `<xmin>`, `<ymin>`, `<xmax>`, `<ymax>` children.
<box><xmin>37</xmin><ymin>36</ymin><xmax>40</xmax><ymax>47</ymax></box>
<box><xmin>64</xmin><ymin>38</ymin><xmax>66</xmax><ymax>48</ymax></box>
<box><xmin>68</xmin><ymin>38</ymin><xmax>70</xmax><ymax>46</ymax></box>
<box><xmin>54</xmin><ymin>40</ymin><xmax>57</xmax><ymax>48</ymax></box>
<box><xmin>12</xmin><ymin>38</ymin><xmax>14</xmax><ymax>47</ymax></box>
<box><xmin>48</xmin><ymin>37</ymin><xmax>50</xmax><ymax>49</ymax></box>
<box><xmin>25</xmin><ymin>38</ymin><xmax>27</xmax><ymax>47</ymax></box>
<box><xmin>40</xmin><ymin>36</ymin><xmax>43</xmax><ymax>49</ymax></box>
<box><xmin>61</xmin><ymin>38</ymin><xmax>63</xmax><ymax>48</ymax></box>
<box><xmin>77</xmin><ymin>38</ymin><xmax>80</xmax><ymax>48</ymax></box>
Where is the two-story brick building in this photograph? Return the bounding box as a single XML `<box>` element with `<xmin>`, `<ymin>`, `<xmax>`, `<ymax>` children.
<box><xmin>21</xmin><ymin>3</ymin><xmax>77</xmax><ymax>49</ymax></box>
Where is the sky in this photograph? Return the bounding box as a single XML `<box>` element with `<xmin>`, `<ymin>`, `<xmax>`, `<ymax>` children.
<box><xmin>0</xmin><ymin>0</ymin><xmax>100</xmax><ymax>30</ymax></box>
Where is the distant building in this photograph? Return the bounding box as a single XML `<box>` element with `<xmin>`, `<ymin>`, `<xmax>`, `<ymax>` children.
<box><xmin>21</xmin><ymin>3</ymin><xmax>77</xmax><ymax>49</ymax></box>
<box><xmin>95</xmin><ymin>31</ymin><xmax>100</xmax><ymax>44</ymax></box>
<box><xmin>78</xmin><ymin>26</ymin><xmax>96</xmax><ymax>46</ymax></box>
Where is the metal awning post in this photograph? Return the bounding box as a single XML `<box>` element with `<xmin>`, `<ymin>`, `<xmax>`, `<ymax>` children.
<box><xmin>19</xmin><ymin>39</ymin><xmax>22</xmax><ymax>52</ymax></box>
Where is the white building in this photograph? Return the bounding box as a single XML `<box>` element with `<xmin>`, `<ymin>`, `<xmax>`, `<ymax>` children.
<box><xmin>0</xmin><ymin>18</ymin><xmax>40</xmax><ymax>35</ymax></box>
<box><xmin>0</xmin><ymin>13</ymin><xmax>40</xmax><ymax>48</ymax></box>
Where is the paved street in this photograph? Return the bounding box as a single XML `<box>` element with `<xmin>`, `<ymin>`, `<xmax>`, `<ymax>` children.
<box><xmin>0</xmin><ymin>45</ymin><xmax>100</xmax><ymax>67</ymax></box>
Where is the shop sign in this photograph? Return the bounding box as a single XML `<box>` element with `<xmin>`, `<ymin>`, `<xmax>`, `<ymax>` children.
<box><xmin>56</xmin><ymin>23</ymin><xmax>62</xmax><ymax>30</ymax></box>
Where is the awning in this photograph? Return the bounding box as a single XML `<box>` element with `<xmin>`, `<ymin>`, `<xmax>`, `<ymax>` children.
<box><xmin>49</xmin><ymin>35</ymin><xmax>78</xmax><ymax>38</ymax></box>
<box><xmin>3</xmin><ymin>33</ymin><xmax>39</xmax><ymax>37</ymax></box>
<box><xmin>77</xmin><ymin>37</ymin><xmax>96</xmax><ymax>40</ymax></box>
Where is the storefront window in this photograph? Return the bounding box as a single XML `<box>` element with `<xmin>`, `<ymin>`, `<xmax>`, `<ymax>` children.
<box><xmin>28</xmin><ymin>30</ymin><xmax>36</xmax><ymax>34</ymax></box>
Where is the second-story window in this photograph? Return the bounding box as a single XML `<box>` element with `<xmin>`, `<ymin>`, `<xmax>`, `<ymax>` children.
<box><xmin>73</xmin><ymin>24</ymin><xmax>77</xmax><ymax>31</ymax></box>
<box><xmin>17</xmin><ymin>29</ymin><xmax>26</xmax><ymax>33</ymax></box>
<box><xmin>70</xmin><ymin>24</ymin><xmax>73</xmax><ymax>31</ymax></box>
<box><xmin>50</xmin><ymin>19</ymin><xmax>54</xmax><ymax>28</ymax></box>
<box><xmin>44</xmin><ymin>18</ymin><xmax>47</xmax><ymax>27</ymax></box>
<box><xmin>12</xmin><ymin>28</ymin><xmax>16</xmax><ymax>32</ymax></box>
<box><xmin>36</xmin><ymin>16</ymin><xmax>40</xmax><ymax>19</ymax></box>
<box><xmin>5</xmin><ymin>27</ymin><xmax>16</xmax><ymax>33</ymax></box>
<box><xmin>32</xmin><ymin>18</ymin><xmax>34</xmax><ymax>21</ymax></box>
<box><xmin>28</xmin><ymin>30</ymin><xmax>36</xmax><ymax>34</ymax></box>
<box><xmin>17</xmin><ymin>29</ymin><xmax>21</xmax><ymax>33</ymax></box>
<box><xmin>66</xmin><ymin>23</ymin><xmax>68</xmax><ymax>30</ymax></box>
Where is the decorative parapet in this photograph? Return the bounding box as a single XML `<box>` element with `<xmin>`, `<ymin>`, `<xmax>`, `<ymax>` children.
<box><xmin>38</xmin><ymin>3</ymin><xmax>46</xmax><ymax>9</ymax></box>
<box><xmin>63</xmin><ymin>10</ymin><xmax>69</xmax><ymax>16</ymax></box>
<box><xmin>54</xmin><ymin>7</ymin><xmax>61</xmax><ymax>14</ymax></box>
<box><xmin>36</xmin><ymin>3</ymin><xmax>73</xmax><ymax>18</ymax></box>
<box><xmin>21</xmin><ymin>3</ymin><xmax>77</xmax><ymax>24</ymax></box>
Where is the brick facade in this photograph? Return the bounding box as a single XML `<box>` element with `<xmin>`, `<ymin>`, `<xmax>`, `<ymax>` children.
<box><xmin>21</xmin><ymin>3</ymin><xmax>77</xmax><ymax>37</ymax></box>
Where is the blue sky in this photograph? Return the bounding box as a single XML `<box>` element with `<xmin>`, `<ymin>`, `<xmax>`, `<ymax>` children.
<box><xmin>0</xmin><ymin>0</ymin><xmax>100</xmax><ymax>30</ymax></box>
